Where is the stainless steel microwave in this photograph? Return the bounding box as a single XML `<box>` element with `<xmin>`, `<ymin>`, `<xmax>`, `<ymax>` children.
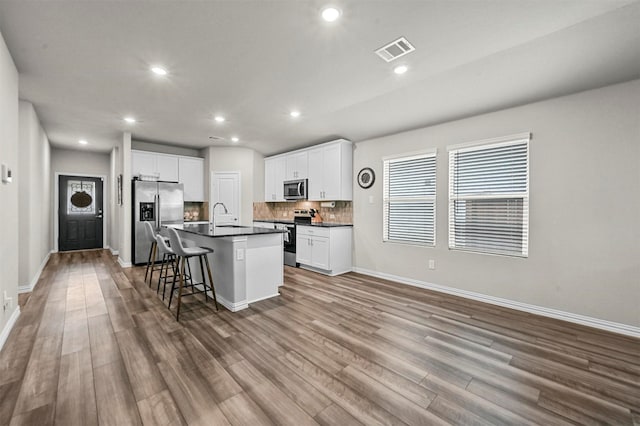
<box><xmin>284</xmin><ymin>179</ymin><xmax>308</xmax><ymax>201</ymax></box>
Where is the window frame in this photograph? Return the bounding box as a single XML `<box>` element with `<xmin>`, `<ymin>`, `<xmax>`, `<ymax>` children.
<box><xmin>382</xmin><ymin>149</ymin><xmax>437</xmax><ymax>247</ymax></box>
<box><xmin>447</xmin><ymin>133</ymin><xmax>530</xmax><ymax>257</ymax></box>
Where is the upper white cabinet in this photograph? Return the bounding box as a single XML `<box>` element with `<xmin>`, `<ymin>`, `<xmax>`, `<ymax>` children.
<box><xmin>285</xmin><ymin>151</ymin><xmax>308</xmax><ymax>180</ymax></box>
<box><xmin>131</xmin><ymin>150</ymin><xmax>158</xmax><ymax>178</ymax></box>
<box><xmin>179</xmin><ymin>157</ymin><xmax>205</xmax><ymax>201</ymax></box>
<box><xmin>264</xmin><ymin>139</ymin><xmax>352</xmax><ymax>202</ymax></box>
<box><xmin>132</xmin><ymin>150</ymin><xmax>179</xmax><ymax>182</ymax></box>
<box><xmin>307</xmin><ymin>140</ymin><xmax>352</xmax><ymax>201</ymax></box>
<box><xmin>156</xmin><ymin>153</ymin><xmax>179</xmax><ymax>182</ymax></box>
<box><xmin>264</xmin><ymin>156</ymin><xmax>286</xmax><ymax>202</ymax></box>
<box><xmin>132</xmin><ymin>150</ymin><xmax>205</xmax><ymax>201</ymax></box>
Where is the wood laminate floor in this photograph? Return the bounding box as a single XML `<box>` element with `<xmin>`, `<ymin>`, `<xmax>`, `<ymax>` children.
<box><xmin>1</xmin><ymin>250</ymin><xmax>638</xmax><ymax>425</ymax></box>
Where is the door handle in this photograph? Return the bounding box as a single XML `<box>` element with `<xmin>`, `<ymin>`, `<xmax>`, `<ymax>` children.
<box><xmin>96</xmin><ymin>215</ymin><xmax>103</xmax><ymax>219</ymax></box>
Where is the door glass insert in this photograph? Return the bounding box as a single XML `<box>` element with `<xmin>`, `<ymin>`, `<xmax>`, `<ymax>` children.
<box><xmin>67</xmin><ymin>180</ymin><xmax>95</xmax><ymax>214</ymax></box>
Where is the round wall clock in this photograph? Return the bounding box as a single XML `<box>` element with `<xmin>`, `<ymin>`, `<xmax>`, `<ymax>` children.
<box><xmin>357</xmin><ymin>167</ymin><xmax>375</xmax><ymax>189</ymax></box>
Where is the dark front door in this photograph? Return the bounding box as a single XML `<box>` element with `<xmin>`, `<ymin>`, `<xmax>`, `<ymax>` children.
<box><xmin>59</xmin><ymin>175</ymin><xmax>104</xmax><ymax>251</ymax></box>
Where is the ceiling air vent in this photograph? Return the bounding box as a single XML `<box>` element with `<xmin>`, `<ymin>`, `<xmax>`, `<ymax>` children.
<box><xmin>375</xmin><ymin>37</ymin><xmax>415</xmax><ymax>63</ymax></box>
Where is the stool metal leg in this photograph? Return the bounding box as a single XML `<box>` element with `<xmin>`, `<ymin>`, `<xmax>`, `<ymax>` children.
<box><xmin>198</xmin><ymin>256</ymin><xmax>208</xmax><ymax>303</ymax></box>
<box><xmin>203</xmin><ymin>255</ymin><xmax>219</xmax><ymax>311</ymax></box>
<box><xmin>144</xmin><ymin>241</ymin><xmax>156</xmax><ymax>283</ymax></box>
<box><xmin>163</xmin><ymin>254</ymin><xmax>177</xmax><ymax>301</ymax></box>
<box><xmin>176</xmin><ymin>257</ymin><xmax>187</xmax><ymax>321</ymax></box>
<box><xmin>147</xmin><ymin>242</ymin><xmax>158</xmax><ymax>286</ymax></box>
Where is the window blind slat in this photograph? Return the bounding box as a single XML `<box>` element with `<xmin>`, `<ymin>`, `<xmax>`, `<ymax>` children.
<box><xmin>449</xmin><ymin>138</ymin><xmax>529</xmax><ymax>257</ymax></box>
<box><xmin>384</xmin><ymin>153</ymin><xmax>436</xmax><ymax>246</ymax></box>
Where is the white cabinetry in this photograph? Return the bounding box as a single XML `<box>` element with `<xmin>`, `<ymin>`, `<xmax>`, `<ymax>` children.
<box><xmin>179</xmin><ymin>157</ymin><xmax>204</xmax><ymax>201</ymax></box>
<box><xmin>156</xmin><ymin>154</ymin><xmax>179</xmax><ymax>182</ymax></box>
<box><xmin>307</xmin><ymin>140</ymin><xmax>352</xmax><ymax>201</ymax></box>
<box><xmin>132</xmin><ymin>150</ymin><xmax>158</xmax><ymax>178</ymax></box>
<box><xmin>264</xmin><ymin>139</ymin><xmax>352</xmax><ymax>203</ymax></box>
<box><xmin>132</xmin><ymin>150</ymin><xmax>179</xmax><ymax>182</ymax></box>
<box><xmin>285</xmin><ymin>151</ymin><xmax>308</xmax><ymax>180</ymax></box>
<box><xmin>296</xmin><ymin>226</ymin><xmax>352</xmax><ymax>276</ymax></box>
<box><xmin>132</xmin><ymin>150</ymin><xmax>205</xmax><ymax>201</ymax></box>
<box><xmin>264</xmin><ymin>156</ymin><xmax>286</xmax><ymax>202</ymax></box>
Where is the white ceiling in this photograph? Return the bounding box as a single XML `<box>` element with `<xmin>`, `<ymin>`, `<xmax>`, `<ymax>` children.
<box><xmin>0</xmin><ymin>0</ymin><xmax>638</xmax><ymax>155</ymax></box>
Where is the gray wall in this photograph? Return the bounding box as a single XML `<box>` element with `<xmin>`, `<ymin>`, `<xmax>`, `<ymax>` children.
<box><xmin>353</xmin><ymin>79</ymin><xmax>640</xmax><ymax>327</ymax></box>
<box><xmin>0</xmin><ymin>30</ymin><xmax>19</xmax><ymax>336</ymax></box>
<box><xmin>18</xmin><ymin>101</ymin><xmax>52</xmax><ymax>289</ymax></box>
<box><xmin>51</xmin><ymin>147</ymin><xmax>111</xmax><ymax>250</ymax></box>
<box><xmin>132</xmin><ymin>140</ymin><xmax>201</xmax><ymax>157</ymax></box>
<box><xmin>205</xmin><ymin>147</ymin><xmax>261</xmax><ymax>226</ymax></box>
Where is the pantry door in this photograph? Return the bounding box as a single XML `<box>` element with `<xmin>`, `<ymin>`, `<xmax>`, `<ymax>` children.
<box><xmin>211</xmin><ymin>172</ymin><xmax>240</xmax><ymax>225</ymax></box>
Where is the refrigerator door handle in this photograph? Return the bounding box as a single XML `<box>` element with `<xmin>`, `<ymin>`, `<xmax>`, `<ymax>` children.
<box><xmin>157</xmin><ymin>194</ymin><xmax>161</xmax><ymax>228</ymax></box>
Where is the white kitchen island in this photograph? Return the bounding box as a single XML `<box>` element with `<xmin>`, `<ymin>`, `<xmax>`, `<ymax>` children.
<box><xmin>165</xmin><ymin>224</ymin><xmax>285</xmax><ymax>312</ymax></box>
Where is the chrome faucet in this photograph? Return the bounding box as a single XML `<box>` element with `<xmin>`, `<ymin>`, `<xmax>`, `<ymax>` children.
<box><xmin>211</xmin><ymin>202</ymin><xmax>228</xmax><ymax>227</ymax></box>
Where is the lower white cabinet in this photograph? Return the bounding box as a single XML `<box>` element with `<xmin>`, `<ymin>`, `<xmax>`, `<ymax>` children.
<box><xmin>296</xmin><ymin>226</ymin><xmax>352</xmax><ymax>276</ymax></box>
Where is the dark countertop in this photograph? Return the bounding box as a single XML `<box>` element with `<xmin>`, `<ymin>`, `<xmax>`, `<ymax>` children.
<box><xmin>254</xmin><ymin>219</ymin><xmax>353</xmax><ymax>228</ymax></box>
<box><xmin>297</xmin><ymin>222</ymin><xmax>353</xmax><ymax>228</ymax></box>
<box><xmin>254</xmin><ymin>219</ymin><xmax>294</xmax><ymax>224</ymax></box>
<box><xmin>168</xmin><ymin>224</ymin><xmax>286</xmax><ymax>238</ymax></box>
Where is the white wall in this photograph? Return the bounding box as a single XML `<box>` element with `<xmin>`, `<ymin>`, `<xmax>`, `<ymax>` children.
<box><xmin>109</xmin><ymin>147</ymin><xmax>120</xmax><ymax>253</ymax></box>
<box><xmin>353</xmin><ymin>79</ymin><xmax>640</xmax><ymax>328</ymax></box>
<box><xmin>51</xmin><ymin>147</ymin><xmax>111</xmax><ymax>250</ymax></box>
<box><xmin>18</xmin><ymin>101</ymin><xmax>51</xmax><ymax>290</ymax></box>
<box><xmin>205</xmin><ymin>147</ymin><xmax>262</xmax><ymax>225</ymax></box>
<box><xmin>0</xmin><ymin>30</ymin><xmax>19</xmax><ymax>339</ymax></box>
<box><xmin>118</xmin><ymin>133</ymin><xmax>132</xmax><ymax>266</ymax></box>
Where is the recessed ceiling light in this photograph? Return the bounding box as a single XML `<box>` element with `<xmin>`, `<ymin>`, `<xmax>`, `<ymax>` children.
<box><xmin>394</xmin><ymin>65</ymin><xmax>408</xmax><ymax>75</ymax></box>
<box><xmin>214</xmin><ymin>116</ymin><xmax>225</xmax><ymax>123</ymax></box>
<box><xmin>151</xmin><ymin>66</ymin><xmax>167</xmax><ymax>76</ymax></box>
<box><xmin>124</xmin><ymin>117</ymin><xmax>136</xmax><ymax>124</ymax></box>
<box><xmin>290</xmin><ymin>110</ymin><xmax>301</xmax><ymax>118</ymax></box>
<box><xmin>78</xmin><ymin>139</ymin><xmax>88</xmax><ymax>145</ymax></box>
<box><xmin>231</xmin><ymin>137</ymin><xmax>239</xmax><ymax>143</ymax></box>
<box><xmin>321</xmin><ymin>7</ymin><xmax>341</xmax><ymax>22</ymax></box>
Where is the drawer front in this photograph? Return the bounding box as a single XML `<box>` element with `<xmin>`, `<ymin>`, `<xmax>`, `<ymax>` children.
<box><xmin>297</xmin><ymin>226</ymin><xmax>330</xmax><ymax>238</ymax></box>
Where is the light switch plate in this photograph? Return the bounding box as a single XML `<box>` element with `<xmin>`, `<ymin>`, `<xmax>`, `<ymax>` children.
<box><xmin>1</xmin><ymin>164</ymin><xmax>12</xmax><ymax>183</ymax></box>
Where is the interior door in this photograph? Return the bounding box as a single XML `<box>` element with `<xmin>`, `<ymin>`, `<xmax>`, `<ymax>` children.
<box><xmin>211</xmin><ymin>172</ymin><xmax>240</xmax><ymax>225</ymax></box>
<box><xmin>59</xmin><ymin>175</ymin><xmax>103</xmax><ymax>251</ymax></box>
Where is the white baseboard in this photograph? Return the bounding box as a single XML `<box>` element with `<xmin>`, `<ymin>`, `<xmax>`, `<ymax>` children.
<box><xmin>108</xmin><ymin>246</ymin><xmax>119</xmax><ymax>256</ymax></box>
<box><xmin>117</xmin><ymin>257</ymin><xmax>132</xmax><ymax>268</ymax></box>
<box><xmin>247</xmin><ymin>292</ymin><xmax>280</xmax><ymax>305</ymax></box>
<box><xmin>18</xmin><ymin>250</ymin><xmax>53</xmax><ymax>294</ymax></box>
<box><xmin>352</xmin><ymin>267</ymin><xmax>640</xmax><ymax>338</ymax></box>
<box><xmin>0</xmin><ymin>305</ymin><xmax>21</xmax><ymax>352</ymax></box>
<box><xmin>216</xmin><ymin>294</ymin><xmax>249</xmax><ymax>312</ymax></box>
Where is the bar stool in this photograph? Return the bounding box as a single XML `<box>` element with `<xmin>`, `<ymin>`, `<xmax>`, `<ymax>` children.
<box><xmin>143</xmin><ymin>221</ymin><xmax>162</xmax><ymax>285</ymax></box>
<box><xmin>155</xmin><ymin>234</ymin><xmax>178</xmax><ymax>299</ymax></box>
<box><xmin>167</xmin><ymin>228</ymin><xmax>219</xmax><ymax>320</ymax></box>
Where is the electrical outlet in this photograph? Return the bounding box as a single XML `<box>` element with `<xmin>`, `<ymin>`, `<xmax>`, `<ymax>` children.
<box><xmin>236</xmin><ymin>248</ymin><xmax>245</xmax><ymax>261</ymax></box>
<box><xmin>283</xmin><ymin>212</ymin><xmax>287</xmax><ymax>217</ymax></box>
<box><xmin>428</xmin><ymin>259</ymin><xmax>435</xmax><ymax>270</ymax></box>
<box><xmin>330</xmin><ymin>214</ymin><xmax>335</xmax><ymax>219</ymax></box>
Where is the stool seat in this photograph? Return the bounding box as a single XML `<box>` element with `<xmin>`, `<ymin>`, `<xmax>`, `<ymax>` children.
<box><xmin>181</xmin><ymin>246</ymin><xmax>213</xmax><ymax>257</ymax></box>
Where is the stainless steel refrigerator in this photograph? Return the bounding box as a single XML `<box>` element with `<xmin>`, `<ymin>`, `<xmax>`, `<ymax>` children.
<box><xmin>132</xmin><ymin>180</ymin><xmax>184</xmax><ymax>265</ymax></box>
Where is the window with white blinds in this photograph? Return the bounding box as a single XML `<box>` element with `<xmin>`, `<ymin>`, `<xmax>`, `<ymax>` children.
<box><xmin>383</xmin><ymin>151</ymin><xmax>436</xmax><ymax>246</ymax></box>
<box><xmin>448</xmin><ymin>134</ymin><xmax>529</xmax><ymax>257</ymax></box>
